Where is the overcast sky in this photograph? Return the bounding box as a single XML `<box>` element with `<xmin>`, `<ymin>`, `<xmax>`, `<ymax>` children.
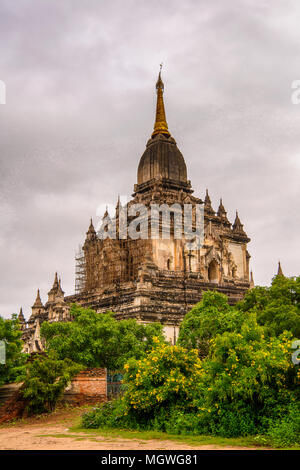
<box><xmin>0</xmin><ymin>0</ymin><xmax>299</xmax><ymax>319</ymax></box>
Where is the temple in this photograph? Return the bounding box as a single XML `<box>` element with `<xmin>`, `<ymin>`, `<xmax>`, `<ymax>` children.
<box><xmin>21</xmin><ymin>70</ymin><xmax>253</xmax><ymax>353</ymax></box>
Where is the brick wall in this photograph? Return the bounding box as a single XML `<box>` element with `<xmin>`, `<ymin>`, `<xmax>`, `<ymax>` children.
<box><xmin>63</xmin><ymin>368</ymin><xmax>107</xmax><ymax>405</ymax></box>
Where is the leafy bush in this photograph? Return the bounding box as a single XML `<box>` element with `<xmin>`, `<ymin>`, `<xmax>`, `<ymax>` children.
<box><xmin>21</xmin><ymin>352</ymin><xmax>81</xmax><ymax>415</ymax></box>
<box><xmin>264</xmin><ymin>404</ymin><xmax>300</xmax><ymax>447</ymax></box>
<box><xmin>191</xmin><ymin>315</ymin><xmax>299</xmax><ymax>437</ymax></box>
<box><xmin>41</xmin><ymin>304</ymin><xmax>165</xmax><ymax>370</ymax></box>
<box><xmin>82</xmin><ymin>399</ymin><xmax>130</xmax><ymax>429</ymax></box>
<box><xmin>238</xmin><ymin>275</ymin><xmax>300</xmax><ymax>337</ymax></box>
<box><xmin>163</xmin><ymin>410</ymin><xmax>202</xmax><ymax>435</ymax></box>
<box><xmin>0</xmin><ymin>314</ymin><xmax>27</xmax><ymax>386</ymax></box>
<box><xmin>177</xmin><ymin>291</ymin><xmax>245</xmax><ymax>358</ymax></box>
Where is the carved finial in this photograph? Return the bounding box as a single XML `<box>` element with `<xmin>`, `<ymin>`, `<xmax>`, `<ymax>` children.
<box><xmin>152</xmin><ymin>66</ymin><xmax>170</xmax><ymax>138</ymax></box>
<box><xmin>18</xmin><ymin>307</ymin><xmax>25</xmax><ymax>323</ymax></box>
<box><xmin>204</xmin><ymin>189</ymin><xmax>215</xmax><ymax>215</ymax></box>
<box><xmin>116</xmin><ymin>196</ymin><xmax>123</xmax><ymax>219</ymax></box>
<box><xmin>87</xmin><ymin>218</ymin><xmax>95</xmax><ymax>232</ymax></box>
<box><xmin>103</xmin><ymin>206</ymin><xmax>109</xmax><ymax>220</ymax></box>
<box><xmin>32</xmin><ymin>289</ymin><xmax>43</xmax><ymax>308</ymax></box>
<box><xmin>86</xmin><ymin>217</ymin><xmax>97</xmax><ymax>241</ymax></box>
<box><xmin>232</xmin><ymin>210</ymin><xmax>247</xmax><ymax>235</ymax></box>
<box><xmin>233</xmin><ymin>211</ymin><xmax>241</xmax><ymax>227</ymax></box>
<box><xmin>52</xmin><ymin>272</ymin><xmax>59</xmax><ymax>288</ymax></box>
<box><xmin>57</xmin><ymin>276</ymin><xmax>64</xmax><ymax>296</ymax></box>
<box><xmin>250</xmin><ymin>270</ymin><xmax>254</xmax><ymax>288</ymax></box>
<box><xmin>277</xmin><ymin>261</ymin><xmax>284</xmax><ymax>276</ymax></box>
<box><xmin>217</xmin><ymin>198</ymin><xmax>226</xmax><ymax>217</ymax></box>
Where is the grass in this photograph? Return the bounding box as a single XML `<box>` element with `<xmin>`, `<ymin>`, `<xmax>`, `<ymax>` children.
<box><xmin>39</xmin><ymin>427</ymin><xmax>266</xmax><ymax>449</ymax></box>
<box><xmin>68</xmin><ymin>423</ymin><xmax>269</xmax><ymax>449</ymax></box>
<box><xmin>69</xmin><ymin>408</ymin><xmax>300</xmax><ymax>450</ymax></box>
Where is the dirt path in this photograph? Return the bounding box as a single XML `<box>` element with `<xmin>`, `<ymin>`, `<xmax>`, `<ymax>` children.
<box><xmin>0</xmin><ymin>407</ymin><xmax>261</xmax><ymax>450</ymax></box>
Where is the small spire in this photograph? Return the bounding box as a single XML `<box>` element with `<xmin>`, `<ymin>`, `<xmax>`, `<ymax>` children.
<box><xmin>116</xmin><ymin>196</ymin><xmax>123</xmax><ymax>221</ymax></box>
<box><xmin>250</xmin><ymin>270</ymin><xmax>254</xmax><ymax>288</ymax></box>
<box><xmin>52</xmin><ymin>272</ymin><xmax>59</xmax><ymax>289</ymax></box>
<box><xmin>85</xmin><ymin>217</ymin><xmax>97</xmax><ymax>242</ymax></box>
<box><xmin>103</xmin><ymin>206</ymin><xmax>110</xmax><ymax>220</ymax></box>
<box><xmin>116</xmin><ymin>195</ymin><xmax>121</xmax><ymax>211</ymax></box>
<box><xmin>152</xmin><ymin>65</ymin><xmax>171</xmax><ymax>138</ymax></box>
<box><xmin>204</xmin><ymin>189</ymin><xmax>215</xmax><ymax>215</ymax></box>
<box><xmin>217</xmin><ymin>198</ymin><xmax>226</xmax><ymax>217</ymax></box>
<box><xmin>57</xmin><ymin>276</ymin><xmax>64</xmax><ymax>296</ymax></box>
<box><xmin>47</xmin><ymin>272</ymin><xmax>60</xmax><ymax>298</ymax></box>
<box><xmin>277</xmin><ymin>261</ymin><xmax>284</xmax><ymax>276</ymax></box>
<box><xmin>233</xmin><ymin>211</ymin><xmax>244</xmax><ymax>233</ymax></box>
<box><xmin>47</xmin><ymin>272</ymin><xmax>64</xmax><ymax>302</ymax></box>
<box><xmin>18</xmin><ymin>307</ymin><xmax>25</xmax><ymax>323</ymax></box>
<box><xmin>87</xmin><ymin>218</ymin><xmax>96</xmax><ymax>233</ymax></box>
<box><xmin>32</xmin><ymin>289</ymin><xmax>43</xmax><ymax>308</ymax></box>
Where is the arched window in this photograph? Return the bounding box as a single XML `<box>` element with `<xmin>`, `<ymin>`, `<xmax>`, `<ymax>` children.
<box><xmin>167</xmin><ymin>259</ymin><xmax>171</xmax><ymax>270</ymax></box>
<box><xmin>208</xmin><ymin>259</ymin><xmax>219</xmax><ymax>283</ymax></box>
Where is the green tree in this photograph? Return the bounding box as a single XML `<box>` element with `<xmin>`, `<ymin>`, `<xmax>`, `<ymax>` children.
<box><xmin>41</xmin><ymin>304</ymin><xmax>165</xmax><ymax>370</ymax></box>
<box><xmin>238</xmin><ymin>275</ymin><xmax>300</xmax><ymax>337</ymax></box>
<box><xmin>21</xmin><ymin>352</ymin><xmax>81</xmax><ymax>414</ymax></box>
<box><xmin>177</xmin><ymin>291</ymin><xmax>245</xmax><ymax>357</ymax></box>
<box><xmin>0</xmin><ymin>315</ymin><xmax>27</xmax><ymax>386</ymax></box>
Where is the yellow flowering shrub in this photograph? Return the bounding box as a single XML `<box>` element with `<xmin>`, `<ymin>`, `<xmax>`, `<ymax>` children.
<box><xmin>122</xmin><ymin>338</ymin><xmax>202</xmax><ymax>419</ymax></box>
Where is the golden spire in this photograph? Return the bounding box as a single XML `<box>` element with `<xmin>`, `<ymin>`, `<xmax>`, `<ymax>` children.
<box><xmin>152</xmin><ymin>64</ymin><xmax>170</xmax><ymax>138</ymax></box>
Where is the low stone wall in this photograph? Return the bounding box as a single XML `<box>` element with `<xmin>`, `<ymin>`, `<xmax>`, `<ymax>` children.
<box><xmin>62</xmin><ymin>368</ymin><xmax>107</xmax><ymax>405</ymax></box>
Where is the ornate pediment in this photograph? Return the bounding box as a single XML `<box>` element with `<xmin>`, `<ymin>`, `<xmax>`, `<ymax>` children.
<box><xmin>204</xmin><ymin>246</ymin><xmax>221</xmax><ymax>267</ymax></box>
